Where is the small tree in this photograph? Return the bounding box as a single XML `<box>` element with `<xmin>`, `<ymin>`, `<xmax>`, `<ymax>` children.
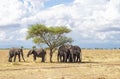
<box><xmin>26</xmin><ymin>24</ymin><xmax>72</xmax><ymax>62</ymax></box>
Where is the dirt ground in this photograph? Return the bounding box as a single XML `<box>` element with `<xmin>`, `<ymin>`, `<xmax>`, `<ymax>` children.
<box><xmin>0</xmin><ymin>49</ymin><xmax>120</xmax><ymax>79</ymax></box>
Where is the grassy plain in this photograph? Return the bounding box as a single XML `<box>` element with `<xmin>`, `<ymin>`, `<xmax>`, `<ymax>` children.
<box><xmin>0</xmin><ymin>49</ymin><xmax>120</xmax><ymax>79</ymax></box>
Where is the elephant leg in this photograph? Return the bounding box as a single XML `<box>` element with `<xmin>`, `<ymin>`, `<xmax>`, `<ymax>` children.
<box><xmin>77</xmin><ymin>54</ymin><xmax>80</xmax><ymax>62</ymax></box>
<box><xmin>62</xmin><ymin>56</ymin><xmax>64</xmax><ymax>62</ymax></box>
<box><xmin>77</xmin><ymin>53</ymin><xmax>81</xmax><ymax>62</ymax></box>
<box><xmin>60</xmin><ymin>55</ymin><xmax>64</xmax><ymax>62</ymax></box>
<box><xmin>64</xmin><ymin>53</ymin><xmax>67</xmax><ymax>62</ymax></box>
<box><xmin>78</xmin><ymin>56</ymin><xmax>81</xmax><ymax>62</ymax></box>
<box><xmin>75</xmin><ymin>55</ymin><xmax>76</xmax><ymax>62</ymax></box>
<box><xmin>8</xmin><ymin>53</ymin><xmax>13</xmax><ymax>62</ymax></box>
<box><xmin>8</xmin><ymin>56</ymin><xmax>12</xmax><ymax>62</ymax></box>
<box><xmin>79</xmin><ymin>53</ymin><xmax>82</xmax><ymax>62</ymax></box>
<box><xmin>76</xmin><ymin>55</ymin><xmax>78</xmax><ymax>62</ymax></box>
<box><xmin>71</xmin><ymin>54</ymin><xmax>74</xmax><ymax>62</ymax></box>
<box><xmin>75</xmin><ymin>54</ymin><xmax>78</xmax><ymax>62</ymax></box>
<box><xmin>75</xmin><ymin>55</ymin><xmax>77</xmax><ymax>62</ymax></box>
<box><xmin>68</xmin><ymin>55</ymin><xmax>71</xmax><ymax>62</ymax></box>
<box><xmin>18</xmin><ymin>54</ymin><xmax>21</xmax><ymax>62</ymax></box>
<box><xmin>69</xmin><ymin>54</ymin><xmax>73</xmax><ymax>62</ymax></box>
<box><xmin>41</xmin><ymin>56</ymin><xmax>45</xmax><ymax>62</ymax></box>
<box><xmin>73</xmin><ymin>54</ymin><xmax>76</xmax><ymax>62</ymax></box>
<box><xmin>21</xmin><ymin>52</ymin><xmax>25</xmax><ymax>62</ymax></box>
<box><xmin>60</xmin><ymin>55</ymin><xmax>62</xmax><ymax>62</ymax></box>
<box><xmin>33</xmin><ymin>55</ymin><xmax>36</xmax><ymax>61</ymax></box>
<box><xmin>14</xmin><ymin>55</ymin><xmax>16</xmax><ymax>62</ymax></box>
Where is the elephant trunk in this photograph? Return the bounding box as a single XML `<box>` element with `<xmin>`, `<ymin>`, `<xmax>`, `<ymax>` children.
<box><xmin>27</xmin><ymin>50</ymin><xmax>31</xmax><ymax>57</ymax></box>
<box><xmin>21</xmin><ymin>52</ymin><xmax>25</xmax><ymax>62</ymax></box>
<box><xmin>27</xmin><ymin>53</ymin><xmax>29</xmax><ymax>57</ymax></box>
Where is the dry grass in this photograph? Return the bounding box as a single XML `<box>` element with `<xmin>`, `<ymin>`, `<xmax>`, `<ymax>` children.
<box><xmin>0</xmin><ymin>49</ymin><xmax>120</xmax><ymax>79</ymax></box>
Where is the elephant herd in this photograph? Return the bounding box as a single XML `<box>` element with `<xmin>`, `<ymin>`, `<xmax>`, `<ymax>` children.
<box><xmin>57</xmin><ymin>45</ymin><xmax>81</xmax><ymax>63</ymax></box>
<box><xmin>8</xmin><ymin>45</ymin><xmax>82</xmax><ymax>63</ymax></box>
<box><xmin>8</xmin><ymin>48</ymin><xmax>46</xmax><ymax>62</ymax></box>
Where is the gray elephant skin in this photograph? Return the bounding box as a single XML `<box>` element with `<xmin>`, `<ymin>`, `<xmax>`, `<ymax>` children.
<box><xmin>57</xmin><ymin>45</ymin><xmax>82</xmax><ymax>63</ymax></box>
<box><xmin>27</xmin><ymin>49</ymin><xmax>46</xmax><ymax>62</ymax></box>
<box><xmin>57</xmin><ymin>45</ymin><xmax>70</xmax><ymax>62</ymax></box>
<box><xmin>8</xmin><ymin>48</ymin><xmax>25</xmax><ymax>62</ymax></box>
<box><xmin>69</xmin><ymin>45</ymin><xmax>81</xmax><ymax>62</ymax></box>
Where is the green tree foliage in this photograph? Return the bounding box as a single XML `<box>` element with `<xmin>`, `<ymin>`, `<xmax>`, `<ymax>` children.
<box><xmin>26</xmin><ymin>24</ymin><xmax>73</xmax><ymax>62</ymax></box>
<box><xmin>32</xmin><ymin>46</ymin><xmax>36</xmax><ymax>49</ymax></box>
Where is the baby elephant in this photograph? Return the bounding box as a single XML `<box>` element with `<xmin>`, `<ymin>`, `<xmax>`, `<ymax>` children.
<box><xmin>8</xmin><ymin>48</ymin><xmax>25</xmax><ymax>62</ymax></box>
<box><xmin>27</xmin><ymin>49</ymin><xmax>46</xmax><ymax>62</ymax></box>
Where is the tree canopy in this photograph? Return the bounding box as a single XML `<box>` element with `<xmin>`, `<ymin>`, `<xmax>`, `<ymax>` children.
<box><xmin>26</xmin><ymin>24</ymin><xmax>73</xmax><ymax>62</ymax></box>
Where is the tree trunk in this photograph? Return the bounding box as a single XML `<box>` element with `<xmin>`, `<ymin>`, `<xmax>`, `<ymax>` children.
<box><xmin>50</xmin><ymin>49</ymin><xmax>53</xmax><ymax>62</ymax></box>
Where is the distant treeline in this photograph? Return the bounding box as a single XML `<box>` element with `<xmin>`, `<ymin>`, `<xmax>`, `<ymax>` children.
<box><xmin>0</xmin><ymin>48</ymin><xmax>120</xmax><ymax>50</ymax></box>
<box><xmin>0</xmin><ymin>48</ymin><xmax>30</xmax><ymax>50</ymax></box>
<box><xmin>82</xmin><ymin>48</ymin><xmax>120</xmax><ymax>50</ymax></box>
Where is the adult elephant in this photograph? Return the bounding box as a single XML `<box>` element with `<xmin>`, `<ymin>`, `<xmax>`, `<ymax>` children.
<box><xmin>8</xmin><ymin>48</ymin><xmax>25</xmax><ymax>62</ymax></box>
<box><xmin>57</xmin><ymin>45</ymin><xmax>70</xmax><ymax>62</ymax></box>
<box><xmin>68</xmin><ymin>45</ymin><xmax>82</xmax><ymax>62</ymax></box>
<box><xmin>27</xmin><ymin>49</ymin><xmax>46</xmax><ymax>62</ymax></box>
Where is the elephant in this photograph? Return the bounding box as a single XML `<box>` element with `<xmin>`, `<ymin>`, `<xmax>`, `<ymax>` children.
<box><xmin>27</xmin><ymin>49</ymin><xmax>46</xmax><ymax>62</ymax></box>
<box><xmin>68</xmin><ymin>45</ymin><xmax>82</xmax><ymax>62</ymax></box>
<box><xmin>8</xmin><ymin>48</ymin><xmax>25</xmax><ymax>62</ymax></box>
<box><xmin>58</xmin><ymin>44</ymin><xmax>82</xmax><ymax>63</ymax></box>
<box><xmin>57</xmin><ymin>45</ymin><xmax>70</xmax><ymax>62</ymax></box>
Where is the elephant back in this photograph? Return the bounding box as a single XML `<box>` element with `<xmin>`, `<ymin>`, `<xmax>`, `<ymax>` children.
<box><xmin>73</xmin><ymin>46</ymin><xmax>81</xmax><ymax>53</ymax></box>
<box><xmin>9</xmin><ymin>48</ymin><xmax>20</xmax><ymax>53</ymax></box>
<box><xmin>58</xmin><ymin>45</ymin><xmax>69</xmax><ymax>53</ymax></box>
<box><xmin>34</xmin><ymin>49</ymin><xmax>46</xmax><ymax>56</ymax></box>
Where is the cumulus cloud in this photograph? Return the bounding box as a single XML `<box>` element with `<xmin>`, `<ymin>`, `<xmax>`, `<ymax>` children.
<box><xmin>0</xmin><ymin>0</ymin><xmax>48</xmax><ymax>26</ymax></box>
<box><xmin>16</xmin><ymin>28</ymin><xmax>28</xmax><ymax>41</ymax></box>
<box><xmin>0</xmin><ymin>31</ymin><xmax>6</xmax><ymax>41</ymax></box>
<box><xmin>0</xmin><ymin>0</ymin><xmax>120</xmax><ymax>48</ymax></box>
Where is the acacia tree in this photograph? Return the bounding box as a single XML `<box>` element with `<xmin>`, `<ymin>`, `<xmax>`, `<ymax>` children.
<box><xmin>26</xmin><ymin>24</ymin><xmax>72</xmax><ymax>62</ymax></box>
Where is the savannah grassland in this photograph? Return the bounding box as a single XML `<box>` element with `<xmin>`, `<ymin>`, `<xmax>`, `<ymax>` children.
<box><xmin>0</xmin><ymin>49</ymin><xmax>120</xmax><ymax>79</ymax></box>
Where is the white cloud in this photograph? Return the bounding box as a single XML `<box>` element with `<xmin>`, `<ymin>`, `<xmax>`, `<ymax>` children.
<box><xmin>17</xmin><ymin>28</ymin><xmax>28</xmax><ymax>41</ymax></box>
<box><xmin>0</xmin><ymin>31</ymin><xmax>14</xmax><ymax>41</ymax></box>
<box><xmin>0</xmin><ymin>0</ymin><xmax>47</xmax><ymax>26</ymax></box>
<box><xmin>0</xmin><ymin>31</ymin><xmax>6</xmax><ymax>41</ymax></box>
<box><xmin>0</xmin><ymin>0</ymin><xmax>120</xmax><ymax>48</ymax></box>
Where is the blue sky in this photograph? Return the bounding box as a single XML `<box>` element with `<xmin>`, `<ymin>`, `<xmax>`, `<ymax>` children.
<box><xmin>44</xmin><ymin>0</ymin><xmax>73</xmax><ymax>8</ymax></box>
<box><xmin>0</xmin><ymin>0</ymin><xmax>120</xmax><ymax>48</ymax></box>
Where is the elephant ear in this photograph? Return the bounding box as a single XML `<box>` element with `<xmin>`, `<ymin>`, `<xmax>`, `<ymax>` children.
<box><xmin>31</xmin><ymin>49</ymin><xmax>35</xmax><ymax>53</ymax></box>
